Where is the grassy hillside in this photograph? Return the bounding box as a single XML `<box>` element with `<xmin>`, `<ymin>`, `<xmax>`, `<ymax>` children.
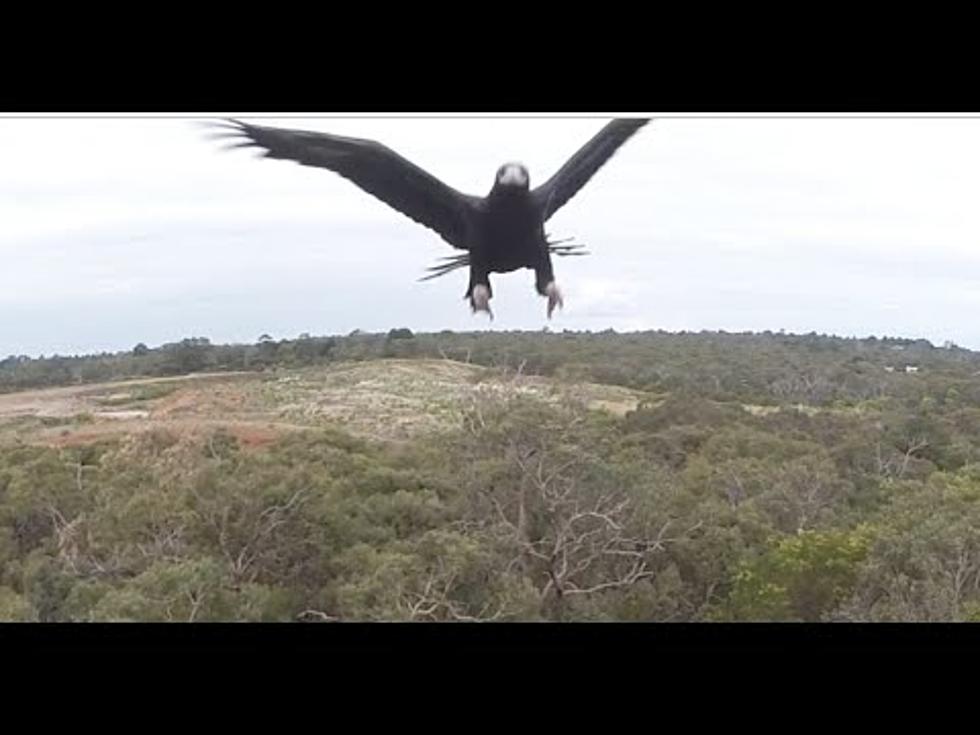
<box><xmin>1</xmin><ymin>330</ymin><xmax>979</xmax><ymax>622</ymax></box>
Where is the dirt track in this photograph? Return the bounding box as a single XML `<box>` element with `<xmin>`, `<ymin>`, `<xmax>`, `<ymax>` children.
<box><xmin>0</xmin><ymin>371</ymin><xmax>273</xmax><ymax>447</ymax></box>
<box><xmin>0</xmin><ymin>372</ymin><xmax>254</xmax><ymax>420</ymax></box>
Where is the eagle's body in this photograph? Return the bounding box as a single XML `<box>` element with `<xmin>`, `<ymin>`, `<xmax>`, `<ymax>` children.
<box><xmin>468</xmin><ymin>174</ymin><xmax>554</xmax><ymax>307</ymax></box>
<box><xmin>208</xmin><ymin>118</ymin><xmax>650</xmax><ymax>318</ymax></box>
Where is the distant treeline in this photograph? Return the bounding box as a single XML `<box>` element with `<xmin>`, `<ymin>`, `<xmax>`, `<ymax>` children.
<box><xmin>3</xmin><ymin>329</ymin><xmax>979</xmax><ymax>408</ymax></box>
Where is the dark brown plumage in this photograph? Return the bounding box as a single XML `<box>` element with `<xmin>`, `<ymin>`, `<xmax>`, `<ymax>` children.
<box><xmin>208</xmin><ymin>118</ymin><xmax>650</xmax><ymax>318</ymax></box>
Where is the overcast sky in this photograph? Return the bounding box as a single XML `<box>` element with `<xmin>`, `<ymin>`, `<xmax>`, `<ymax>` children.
<box><xmin>2</xmin><ymin>115</ymin><xmax>980</xmax><ymax>357</ymax></box>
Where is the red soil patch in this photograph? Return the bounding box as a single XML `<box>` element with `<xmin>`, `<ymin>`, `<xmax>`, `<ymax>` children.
<box><xmin>39</xmin><ymin>419</ymin><xmax>289</xmax><ymax>451</ymax></box>
<box><xmin>227</xmin><ymin>424</ymin><xmax>280</xmax><ymax>450</ymax></box>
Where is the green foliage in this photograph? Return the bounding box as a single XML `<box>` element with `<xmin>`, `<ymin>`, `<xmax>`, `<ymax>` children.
<box><xmin>0</xmin><ymin>585</ymin><xmax>30</xmax><ymax>621</ymax></box>
<box><xmin>837</xmin><ymin>467</ymin><xmax>980</xmax><ymax>621</ymax></box>
<box><xmin>724</xmin><ymin>527</ymin><xmax>872</xmax><ymax>621</ymax></box>
<box><xmin>2</xmin><ymin>329</ymin><xmax>980</xmax><ymax>621</ymax></box>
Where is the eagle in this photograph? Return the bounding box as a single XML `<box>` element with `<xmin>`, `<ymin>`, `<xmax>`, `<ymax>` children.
<box><xmin>207</xmin><ymin>117</ymin><xmax>650</xmax><ymax>319</ymax></box>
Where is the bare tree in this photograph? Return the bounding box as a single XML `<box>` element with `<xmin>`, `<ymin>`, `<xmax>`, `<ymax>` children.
<box><xmin>460</xmin><ymin>404</ymin><xmax>700</xmax><ymax>613</ymax></box>
<box><xmin>777</xmin><ymin>464</ymin><xmax>840</xmax><ymax>533</ymax></box>
<box><xmin>191</xmin><ymin>486</ymin><xmax>308</xmax><ymax>584</ymax></box>
<box><xmin>873</xmin><ymin>435</ymin><xmax>929</xmax><ymax>480</ymax></box>
<box><xmin>394</xmin><ymin>567</ymin><xmax>506</xmax><ymax>622</ymax></box>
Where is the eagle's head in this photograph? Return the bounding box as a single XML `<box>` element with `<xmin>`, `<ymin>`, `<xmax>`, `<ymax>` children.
<box><xmin>495</xmin><ymin>162</ymin><xmax>530</xmax><ymax>189</ymax></box>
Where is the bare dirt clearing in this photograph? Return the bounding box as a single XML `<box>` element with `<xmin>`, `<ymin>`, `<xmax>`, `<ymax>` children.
<box><xmin>0</xmin><ymin>361</ymin><xmax>646</xmax><ymax>448</ymax></box>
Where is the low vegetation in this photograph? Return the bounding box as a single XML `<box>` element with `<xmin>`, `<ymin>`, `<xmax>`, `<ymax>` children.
<box><xmin>1</xmin><ymin>328</ymin><xmax>978</xmax><ymax>621</ymax></box>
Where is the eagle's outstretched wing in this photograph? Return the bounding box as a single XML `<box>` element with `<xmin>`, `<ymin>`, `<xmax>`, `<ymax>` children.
<box><xmin>209</xmin><ymin>119</ymin><xmax>479</xmax><ymax>249</ymax></box>
<box><xmin>532</xmin><ymin>118</ymin><xmax>650</xmax><ymax>222</ymax></box>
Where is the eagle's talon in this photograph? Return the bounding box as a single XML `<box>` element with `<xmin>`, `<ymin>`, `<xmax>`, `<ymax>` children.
<box><xmin>545</xmin><ymin>282</ymin><xmax>564</xmax><ymax>319</ymax></box>
<box><xmin>471</xmin><ymin>284</ymin><xmax>494</xmax><ymax>319</ymax></box>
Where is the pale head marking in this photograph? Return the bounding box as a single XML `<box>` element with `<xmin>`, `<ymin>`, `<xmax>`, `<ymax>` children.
<box><xmin>496</xmin><ymin>162</ymin><xmax>529</xmax><ymax>188</ymax></box>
